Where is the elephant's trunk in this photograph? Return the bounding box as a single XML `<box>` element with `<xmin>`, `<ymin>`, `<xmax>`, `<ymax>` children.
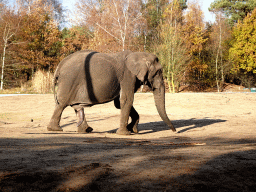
<box><xmin>153</xmin><ymin>84</ymin><xmax>176</xmax><ymax>132</ymax></box>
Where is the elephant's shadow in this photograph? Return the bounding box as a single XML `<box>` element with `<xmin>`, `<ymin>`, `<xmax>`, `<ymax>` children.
<box><xmin>108</xmin><ymin>118</ymin><xmax>226</xmax><ymax>134</ymax></box>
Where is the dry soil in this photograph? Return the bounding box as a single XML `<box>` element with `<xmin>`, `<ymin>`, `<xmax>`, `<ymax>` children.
<box><xmin>0</xmin><ymin>93</ymin><xmax>256</xmax><ymax>192</ymax></box>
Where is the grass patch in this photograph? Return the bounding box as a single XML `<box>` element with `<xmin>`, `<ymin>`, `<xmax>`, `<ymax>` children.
<box><xmin>0</xmin><ymin>70</ymin><xmax>54</xmax><ymax>94</ymax></box>
<box><xmin>32</xmin><ymin>70</ymin><xmax>54</xmax><ymax>94</ymax></box>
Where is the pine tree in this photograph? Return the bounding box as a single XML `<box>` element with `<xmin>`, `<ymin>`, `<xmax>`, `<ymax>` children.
<box><xmin>209</xmin><ymin>0</ymin><xmax>256</xmax><ymax>26</ymax></box>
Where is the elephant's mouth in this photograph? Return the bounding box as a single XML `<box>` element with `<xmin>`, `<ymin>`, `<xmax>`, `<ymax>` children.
<box><xmin>145</xmin><ymin>79</ymin><xmax>154</xmax><ymax>90</ymax></box>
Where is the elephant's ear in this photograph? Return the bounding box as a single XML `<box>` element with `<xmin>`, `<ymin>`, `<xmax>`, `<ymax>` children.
<box><xmin>125</xmin><ymin>53</ymin><xmax>151</xmax><ymax>83</ymax></box>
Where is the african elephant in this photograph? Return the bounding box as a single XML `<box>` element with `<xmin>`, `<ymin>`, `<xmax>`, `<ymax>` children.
<box><xmin>47</xmin><ymin>50</ymin><xmax>176</xmax><ymax>135</ymax></box>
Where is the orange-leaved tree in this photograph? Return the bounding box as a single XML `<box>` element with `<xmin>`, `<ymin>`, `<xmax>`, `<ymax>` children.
<box><xmin>208</xmin><ymin>12</ymin><xmax>232</xmax><ymax>91</ymax></box>
<box><xmin>60</xmin><ymin>26</ymin><xmax>91</xmax><ymax>60</ymax></box>
<box><xmin>183</xmin><ymin>1</ymin><xmax>208</xmax><ymax>90</ymax></box>
<box><xmin>15</xmin><ymin>0</ymin><xmax>62</xmax><ymax>74</ymax></box>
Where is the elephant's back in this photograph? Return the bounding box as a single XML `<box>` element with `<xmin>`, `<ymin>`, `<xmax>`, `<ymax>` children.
<box><xmin>58</xmin><ymin>51</ymin><xmax>118</xmax><ymax>75</ymax></box>
<box><xmin>58</xmin><ymin>51</ymin><xmax>97</xmax><ymax>69</ymax></box>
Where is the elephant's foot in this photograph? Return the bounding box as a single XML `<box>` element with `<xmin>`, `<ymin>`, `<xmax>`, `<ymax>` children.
<box><xmin>47</xmin><ymin>123</ymin><xmax>63</xmax><ymax>131</ymax></box>
<box><xmin>116</xmin><ymin>128</ymin><xmax>131</xmax><ymax>135</ymax></box>
<box><xmin>78</xmin><ymin>125</ymin><xmax>93</xmax><ymax>133</ymax></box>
<box><xmin>127</xmin><ymin>124</ymin><xmax>138</xmax><ymax>134</ymax></box>
<box><xmin>77</xmin><ymin>120</ymin><xmax>93</xmax><ymax>133</ymax></box>
<box><xmin>132</xmin><ymin>127</ymin><xmax>138</xmax><ymax>133</ymax></box>
<box><xmin>76</xmin><ymin>108</ymin><xmax>93</xmax><ymax>133</ymax></box>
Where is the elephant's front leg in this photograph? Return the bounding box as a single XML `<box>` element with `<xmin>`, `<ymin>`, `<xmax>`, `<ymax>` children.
<box><xmin>116</xmin><ymin>90</ymin><xmax>136</xmax><ymax>135</ymax></box>
<box><xmin>116</xmin><ymin>102</ymin><xmax>132</xmax><ymax>135</ymax></box>
<box><xmin>116</xmin><ymin>70</ymin><xmax>137</xmax><ymax>135</ymax></box>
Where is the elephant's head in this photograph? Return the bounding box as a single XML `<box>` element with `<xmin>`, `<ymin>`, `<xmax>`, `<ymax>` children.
<box><xmin>126</xmin><ymin>52</ymin><xmax>176</xmax><ymax>132</ymax></box>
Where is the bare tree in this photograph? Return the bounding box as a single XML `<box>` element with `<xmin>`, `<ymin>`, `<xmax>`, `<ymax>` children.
<box><xmin>0</xmin><ymin>9</ymin><xmax>20</xmax><ymax>90</ymax></box>
<box><xmin>76</xmin><ymin>0</ymin><xmax>146</xmax><ymax>51</ymax></box>
<box><xmin>215</xmin><ymin>12</ymin><xmax>222</xmax><ymax>92</ymax></box>
<box><xmin>210</xmin><ymin>11</ymin><xmax>231</xmax><ymax>91</ymax></box>
<box><xmin>16</xmin><ymin>0</ymin><xmax>64</xmax><ymax>22</ymax></box>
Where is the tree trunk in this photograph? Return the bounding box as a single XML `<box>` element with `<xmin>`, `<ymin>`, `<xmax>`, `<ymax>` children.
<box><xmin>0</xmin><ymin>42</ymin><xmax>7</xmax><ymax>90</ymax></box>
<box><xmin>215</xmin><ymin>49</ymin><xmax>219</xmax><ymax>92</ymax></box>
<box><xmin>216</xmin><ymin>14</ymin><xmax>222</xmax><ymax>93</ymax></box>
<box><xmin>171</xmin><ymin>72</ymin><xmax>175</xmax><ymax>93</ymax></box>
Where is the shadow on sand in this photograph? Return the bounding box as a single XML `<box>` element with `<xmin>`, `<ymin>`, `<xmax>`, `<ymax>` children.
<box><xmin>165</xmin><ymin>149</ymin><xmax>256</xmax><ymax>192</ymax></box>
<box><xmin>108</xmin><ymin>118</ymin><xmax>226</xmax><ymax>134</ymax></box>
<box><xmin>0</xmin><ymin>136</ymin><xmax>255</xmax><ymax>192</ymax></box>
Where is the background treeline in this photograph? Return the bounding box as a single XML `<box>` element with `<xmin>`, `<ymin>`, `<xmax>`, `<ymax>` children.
<box><xmin>0</xmin><ymin>0</ymin><xmax>256</xmax><ymax>93</ymax></box>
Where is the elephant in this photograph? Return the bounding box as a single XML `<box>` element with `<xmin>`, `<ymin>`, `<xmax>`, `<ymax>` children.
<box><xmin>47</xmin><ymin>50</ymin><xmax>176</xmax><ymax>135</ymax></box>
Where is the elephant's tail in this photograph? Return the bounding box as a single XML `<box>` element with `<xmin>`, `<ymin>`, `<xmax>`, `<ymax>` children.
<box><xmin>53</xmin><ymin>70</ymin><xmax>60</xmax><ymax>105</ymax></box>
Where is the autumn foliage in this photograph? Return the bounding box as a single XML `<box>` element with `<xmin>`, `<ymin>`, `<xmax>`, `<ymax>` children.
<box><xmin>0</xmin><ymin>0</ymin><xmax>256</xmax><ymax>92</ymax></box>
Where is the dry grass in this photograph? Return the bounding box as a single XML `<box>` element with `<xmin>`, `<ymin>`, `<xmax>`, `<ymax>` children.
<box><xmin>0</xmin><ymin>70</ymin><xmax>54</xmax><ymax>94</ymax></box>
<box><xmin>32</xmin><ymin>70</ymin><xmax>54</xmax><ymax>94</ymax></box>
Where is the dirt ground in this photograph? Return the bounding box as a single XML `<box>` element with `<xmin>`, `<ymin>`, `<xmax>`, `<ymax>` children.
<box><xmin>0</xmin><ymin>93</ymin><xmax>256</xmax><ymax>192</ymax></box>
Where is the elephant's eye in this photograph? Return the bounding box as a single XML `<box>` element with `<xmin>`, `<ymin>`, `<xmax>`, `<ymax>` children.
<box><xmin>157</xmin><ymin>69</ymin><xmax>162</xmax><ymax>75</ymax></box>
<box><xmin>153</xmin><ymin>70</ymin><xmax>161</xmax><ymax>78</ymax></box>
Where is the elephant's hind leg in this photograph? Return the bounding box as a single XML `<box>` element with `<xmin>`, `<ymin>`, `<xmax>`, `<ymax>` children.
<box><xmin>114</xmin><ymin>96</ymin><xmax>121</xmax><ymax>109</ymax></box>
<box><xmin>75</xmin><ymin>108</ymin><xmax>93</xmax><ymax>133</ymax></box>
<box><xmin>127</xmin><ymin>107</ymin><xmax>139</xmax><ymax>133</ymax></box>
<box><xmin>76</xmin><ymin>108</ymin><xmax>85</xmax><ymax>127</ymax></box>
<box><xmin>114</xmin><ymin>97</ymin><xmax>139</xmax><ymax>134</ymax></box>
<box><xmin>47</xmin><ymin>104</ymin><xmax>66</xmax><ymax>131</ymax></box>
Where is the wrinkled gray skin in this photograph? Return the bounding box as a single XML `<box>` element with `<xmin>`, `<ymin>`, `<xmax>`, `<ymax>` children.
<box><xmin>47</xmin><ymin>50</ymin><xmax>176</xmax><ymax>135</ymax></box>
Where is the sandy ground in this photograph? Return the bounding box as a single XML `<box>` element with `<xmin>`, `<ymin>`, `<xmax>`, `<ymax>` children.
<box><xmin>0</xmin><ymin>93</ymin><xmax>256</xmax><ymax>192</ymax></box>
